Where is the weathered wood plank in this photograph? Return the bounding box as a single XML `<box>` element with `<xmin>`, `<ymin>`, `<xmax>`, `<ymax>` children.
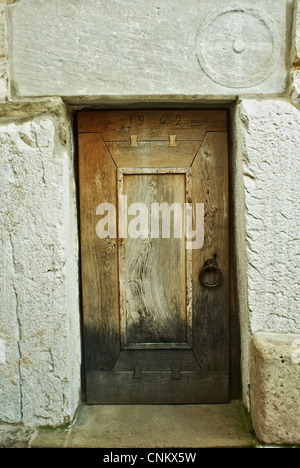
<box><xmin>77</xmin><ymin>110</ymin><xmax>228</xmax><ymax>140</ymax></box>
<box><xmin>185</xmin><ymin>169</ymin><xmax>193</xmax><ymax>346</ymax></box>
<box><xmin>106</xmin><ymin>140</ymin><xmax>202</xmax><ymax>168</ymax></box>
<box><xmin>118</xmin><ymin>167</ymin><xmax>190</xmax><ymax>174</ymax></box>
<box><xmin>78</xmin><ymin>133</ymin><xmax>120</xmax><ymax>371</ymax></box>
<box><xmin>191</xmin><ymin>132</ymin><xmax>230</xmax><ymax>371</ymax></box>
<box><xmin>113</xmin><ymin>350</ymin><xmax>202</xmax><ymax>372</ymax></box>
<box><xmin>86</xmin><ymin>370</ymin><xmax>229</xmax><ymax>404</ymax></box>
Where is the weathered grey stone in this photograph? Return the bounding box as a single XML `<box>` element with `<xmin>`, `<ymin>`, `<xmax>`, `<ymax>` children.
<box><xmin>0</xmin><ymin>5</ymin><xmax>7</xmax><ymax>58</ymax></box>
<box><xmin>0</xmin><ymin>424</ymin><xmax>35</xmax><ymax>448</ymax></box>
<box><xmin>238</xmin><ymin>100</ymin><xmax>300</xmax><ymax>334</ymax></box>
<box><xmin>0</xmin><ymin>58</ymin><xmax>8</xmax><ymax>101</ymax></box>
<box><xmin>293</xmin><ymin>0</ymin><xmax>300</xmax><ymax>64</ymax></box>
<box><xmin>8</xmin><ymin>0</ymin><xmax>288</xmax><ymax>98</ymax></box>
<box><xmin>250</xmin><ymin>332</ymin><xmax>300</xmax><ymax>445</ymax></box>
<box><xmin>0</xmin><ymin>5</ymin><xmax>8</xmax><ymax>102</ymax></box>
<box><xmin>0</xmin><ymin>0</ymin><xmax>297</xmax><ymax>435</ymax></box>
<box><xmin>31</xmin><ymin>401</ymin><xmax>254</xmax><ymax>448</ymax></box>
<box><xmin>196</xmin><ymin>7</ymin><xmax>283</xmax><ymax>89</ymax></box>
<box><xmin>0</xmin><ymin>101</ymin><xmax>81</xmax><ymax>427</ymax></box>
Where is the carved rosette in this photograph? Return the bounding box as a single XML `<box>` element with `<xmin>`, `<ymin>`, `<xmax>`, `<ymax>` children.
<box><xmin>196</xmin><ymin>7</ymin><xmax>281</xmax><ymax>88</ymax></box>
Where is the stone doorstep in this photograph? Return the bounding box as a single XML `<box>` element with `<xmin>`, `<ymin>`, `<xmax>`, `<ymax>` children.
<box><xmin>0</xmin><ymin>400</ymin><xmax>255</xmax><ymax>449</ymax></box>
<box><xmin>250</xmin><ymin>333</ymin><xmax>300</xmax><ymax>446</ymax></box>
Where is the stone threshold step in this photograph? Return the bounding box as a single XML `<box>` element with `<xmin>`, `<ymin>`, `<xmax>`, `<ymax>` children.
<box><xmin>30</xmin><ymin>400</ymin><xmax>255</xmax><ymax>448</ymax></box>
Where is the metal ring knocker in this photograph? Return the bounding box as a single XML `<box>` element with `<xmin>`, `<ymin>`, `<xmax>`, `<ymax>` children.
<box><xmin>199</xmin><ymin>258</ymin><xmax>223</xmax><ymax>288</ymax></box>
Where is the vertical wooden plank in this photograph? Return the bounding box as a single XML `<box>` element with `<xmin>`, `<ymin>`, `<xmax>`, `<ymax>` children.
<box><xmin>117</xmin><ymin>170</ymin><xmax>127</xmax><ymax>348</ymax></box>
<box><xmin>185</xmin><ymin>169</ymin><xmax>193</xmax><ymax>347</ymax></box>
<box><xmin>78</xmin><ymin>133</ymin><xmax>120</xmax><ymax>371</ymax></box>
<box><xmin>192</xmin><ymin>132</ymin><xmax>229</xmax><ymax>371</ymax></box>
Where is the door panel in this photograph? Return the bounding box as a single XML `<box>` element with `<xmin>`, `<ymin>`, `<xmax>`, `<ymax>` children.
<box><xmin>121</xmin><ymin>173</ymin><xmax>187</xmax><ymax>346</ymax></box>
<box><xmin>78</xmin><ymin>110</ymin><xmax>229</xmax><ymax>404</ymax></box>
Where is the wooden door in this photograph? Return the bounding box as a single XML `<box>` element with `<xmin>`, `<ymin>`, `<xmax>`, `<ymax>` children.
<box><xmin>78</xmin><ymin>110</ymin><xmax>229</xmax><ymax>404</ymax></box>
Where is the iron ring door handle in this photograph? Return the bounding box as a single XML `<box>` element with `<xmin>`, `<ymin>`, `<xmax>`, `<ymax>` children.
<box><xmin>199</xmin><ymin>258</ymin><xmax>222</xmax><ymax>288</ymax></box>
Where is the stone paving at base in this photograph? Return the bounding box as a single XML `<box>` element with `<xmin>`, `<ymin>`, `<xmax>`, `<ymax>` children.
<box><xmin>0</xmin><ymin>401</ymin><xmax>255</xmax><ymax>448</ymax></box>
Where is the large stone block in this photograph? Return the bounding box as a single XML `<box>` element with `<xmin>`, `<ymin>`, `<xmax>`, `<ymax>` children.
<box><xmin>0</xmin><ymin>5</ymin><xmax>8</xmax><ymax>102</ymax></box>
<box><xmin>0</xmin><ymin>101</ymin><xmax>80</xmax><ymax>427</ymax></box>
<box><xmin>8</xmin><ymin>0</ymin><xmax>289</xmax><ymax>98</ymax></box>
<box><xmin>0</xmin><ymin>5</ymin><xmax>7</xmax><ymax>58</ymax></box>
<box><xmin>238</xmin><ymin>100</ymin><xmax>300</xmax><ymax>334</ymax></box>
<box><xmin>250</xmin><ymin>332</ymin><xmax>300</xmax><ymax>445</ymax></box>
<box><xmin>0</xmin><ymin>58</ymin><xmax>8</xmax><ymax>102</ymax></box>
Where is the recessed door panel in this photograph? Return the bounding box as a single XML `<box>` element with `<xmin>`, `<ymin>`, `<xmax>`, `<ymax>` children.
<box><xmin>121</xmin><ymin>173</ymin><xmax>187</xmax><ymax>346</ymax></box>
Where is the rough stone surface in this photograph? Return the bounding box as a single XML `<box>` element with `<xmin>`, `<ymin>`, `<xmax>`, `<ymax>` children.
<box><xmin>239</xmin><ymin>100</ymin><xmax>300</xmax><ymax>334</ymax></box>
<box><xmin>0</xmin><ymin>5</ymin><xmax>8</xmax><ymax>102</ymax></box>
<box><xmin>8</xmin><ymin>0</ymin><xmax>288</xmax><ymax>98</ymax></box>
<box><xmin>0</xmin><ymin>0</ymin><xmax>298</xmax><ymax>436</ymax></box>
<box><xmin>31</xmin><ymin>401</ymin><xmax>254</xmax><ymax>448</ymax></box>
<box><xmin>0</xmin><ymin>102</ymin><xmax>81</xmax><ymax>427</ymax></box>
<box><xmin>0</xmin><ymin>6</ymin><xmax>7</xmax><ymax>57</ymax></box>
<box><xmin>0</xmin><ymin>424</ymin><xmax>35</xmax><ymax>448</ymax></box>
<box><xmin>250</xmin><ymin>332</ymin><xmax>300</xmax><ymax>445</ymax></box>
<box><xmin>0</xmin><ymin>59</ymin><xmax>8</xmax><ymax>101</ymax></box>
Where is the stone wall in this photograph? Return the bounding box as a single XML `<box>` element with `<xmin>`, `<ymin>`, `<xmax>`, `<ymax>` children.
<box><xmin>240</xmin><ymin>99</ymin><xmax>300</xmax><ymax>335</ymax></box>
<box><xmin>0</xmin><ymin>100</ymin><xmax>81</xmax><ymax>427</ymax></box>
<box><xmin>0</xmin><ymin>3</ymin><xmax>8</xmax><ymax>102</ymax></box>
<box><xmin>0</xmin><ymin>0</ymin><xmax>299</xmax><ymax>444</ymax></box>
<box><xmin>234</xmin><ymin>99</ymin><xmax>300</xmax><ymax>443</ymax></box>
<box><xmin>1</xmin><ymin>3</ymin><xmax>82</xmax><ymax>428</ymax></box>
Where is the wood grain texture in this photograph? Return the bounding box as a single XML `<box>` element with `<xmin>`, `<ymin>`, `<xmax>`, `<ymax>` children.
<box><xmin>113</xmin><ymin>350</ymin><xmax>202</xmax><ymax>372</ymax></box>
<box><xmin>78</xmin><ymin>110</ymin><xmax>228</xmax><ymax>140</ymax></box>
<box><xmin>118</xmin><ymin>167</ymin><xmax>190</xmax><ymax>174</ymax></box>
<box><xmin>121</xmin><ymin>173</ymin><xmax>187</xmax><ymax>345</ymax></box>
<box><xmin>86</xmin><ymin>370</ymin><xmax>229</xmax><ymax>404</ymax></box>
<box><xmin>191</xmin><ymin>132</ymin><xmax>229</xmax><ymax>371</ymax></box>
<box><xmin>78</xmin><ymin>133</ymin><xmax>120</xmax><ymax>371</ymax></box>
<box><xmin>78</xmin><ymin>110</ymin><xmax>231</xmax><ymax>403</ymax></box>
<box><xmin>185</xmin><ymin>169</ymin><xmax>193</xmax><ymax>346</ymax></box>
<box><xmin>106</xmin><ymin>140</ymin><xmax>201</xmax><ymax>168</ymax></box>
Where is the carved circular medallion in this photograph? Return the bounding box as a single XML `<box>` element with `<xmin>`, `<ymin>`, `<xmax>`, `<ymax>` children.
<box><xmin>196</xmin><ymin>8</ymin><xmax>281</xmax><ymax>88</ymax></box>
